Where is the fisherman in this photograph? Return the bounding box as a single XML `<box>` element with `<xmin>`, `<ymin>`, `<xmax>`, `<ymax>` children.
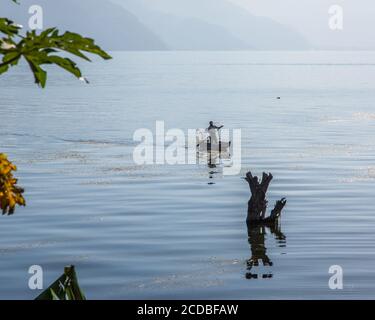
<box><xmin>207</xmin><ymin>121</ymin><xmax>223</xmax><ymax>145</ymax></box>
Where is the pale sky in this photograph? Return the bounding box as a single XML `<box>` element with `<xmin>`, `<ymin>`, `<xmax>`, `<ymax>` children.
<box><xmin>8</xmin><ymin>0</ymin><xmax>374</xmax><ymax>50</ymax></box>
<box><xmin>111</xmin><ymin>0</ymin><xmax>375</xmax><ymax>49</ymax></box>
<box><xmin>227</xmin><ymin>0</ymin><xmax>375</xmax><ymax>49</ymax></box>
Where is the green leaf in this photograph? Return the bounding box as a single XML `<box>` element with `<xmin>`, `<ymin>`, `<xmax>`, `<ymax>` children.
<box><xmin>35</xmin><ymin>266</ymin><xmax>86</xmax><ymax>300</ymax></box>
<box><xmin>0</xmin><ymin>18</ymin><xmax>21</xmax><ymax>36</ymax></box>
<box><xmin>45</xmin><ymin>55</ymin><xmax>82</xmax><ymax>78</ymax></box>
<box><xmin>50</xmin><ymin>289</ymin><xmax>60</xmax><ymax>301</ymax></box>
<box><xmin>24</xmin><ymin>56</ymin><xmax>47</xmax><ymax>88</ymax></box>
<box><xmin>59</xmin><ymin>31</ymin><xmax>112</xmax><ymax>60</ymax></box>
<box><xmin>0</xmin><ymin>63</ymin><xmax>9</xmax><ymax>75</ymax></box>
<box><xmin>2</xmin><ymin>51</ymin><xmax>20</xmax><ymax>65</ymax></box>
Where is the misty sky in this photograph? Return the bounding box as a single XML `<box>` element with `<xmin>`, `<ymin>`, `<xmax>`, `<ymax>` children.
<box><xmin>4</xmin><ymin>0</ymin><xmax>374</xmax><ymax>49</ymax></box>
<box><xmin>228</xmin><ymin>0</ymin><xmax>374</xmax><ymax>48</ymax></box>
<box><xmin>111</xmin><ymin>0</ymin><xmax>375</xmax><ymax>49</ymax></box>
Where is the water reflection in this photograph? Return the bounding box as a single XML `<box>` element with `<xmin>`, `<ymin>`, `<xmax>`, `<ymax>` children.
<box><xmin>197</xmin><ymin>150</ymin><xmax>232</xmax><ymax>185</ymax></box>
<box><xmin>246</xmin><ymin>220</ymin><xmax>286</xmax><ymax>280</ymax></box>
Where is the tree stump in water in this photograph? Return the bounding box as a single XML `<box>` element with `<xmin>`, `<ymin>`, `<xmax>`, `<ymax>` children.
<box><xmin>245</xmin><ymin>171</ymin><xmax>286</xmax><ymax>223</ymax></box>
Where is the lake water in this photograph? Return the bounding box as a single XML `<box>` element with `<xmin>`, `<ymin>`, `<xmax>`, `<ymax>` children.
<box><xmin>1</xmin><ymin>51</ymin><xmax>375</xmax><ymax>299</ymax></box>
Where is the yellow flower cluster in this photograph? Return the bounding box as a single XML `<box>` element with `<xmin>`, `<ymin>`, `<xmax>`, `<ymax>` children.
<box><xmin>0</xmin><ymin>153</ymin><xmax>25</xmax><ymax>215</ymax></box>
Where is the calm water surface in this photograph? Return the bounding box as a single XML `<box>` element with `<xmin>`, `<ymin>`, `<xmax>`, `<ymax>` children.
<box><xmin>1</xmin><ymin>51</ymin><xmax>375</xmax><ymax>299</ymax></box>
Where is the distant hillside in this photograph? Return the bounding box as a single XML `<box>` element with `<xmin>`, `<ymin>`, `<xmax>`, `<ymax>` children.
<box><xmin>163</xmin><ymin>16</ymin><xmax>250</xmax><ymax>50</ymax></box>
<box><xmin>114</xmin><ymin>0</ymin><xmax>250</xmax><ymax>50</ymax></box>
<box><xmin>1</xmin><ymin>0</ymin><xmax>167</xmax><ymax>51</ymax></box>
<box><xmin>116</xmin><ymin>0</ymin><xmax>310</xmax><ymax>50</ymax></box>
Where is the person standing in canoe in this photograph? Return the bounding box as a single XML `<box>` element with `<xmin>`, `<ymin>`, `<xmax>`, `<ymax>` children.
<box><xmin>207</xmin><ymin>121</ymin><xmax>224</xmax><ymax>145</ymax></box>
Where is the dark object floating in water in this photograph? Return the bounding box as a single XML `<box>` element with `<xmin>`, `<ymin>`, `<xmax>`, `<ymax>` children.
<box><xmin>277</xmin><ymin>97</ymin><xmax>281</xmax><ymax>99</ymax></box>
<box><xmin>196</xmin><ymin>128</ymin><xmax>231</xmax><ymax>153</ymax></box>
<box><xmin>244</xmin><ymin>171</ymin><xmax>286</xmax><ymax>224</ymax></box>
<box><xmin>197</xmin><ymin>140</ymin><xmax>231</xmax><ymax>152</ymax></box>
<box><xmin>35</xmin><ymin>265</ymin><xmax>86</xmax><ymax>300</ymax></box>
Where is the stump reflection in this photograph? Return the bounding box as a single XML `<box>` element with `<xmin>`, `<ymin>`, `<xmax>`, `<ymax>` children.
<box><xmin>246</xmin><ymin>220</ymin><xmax>286</xmax><ymax>280</ymax></box>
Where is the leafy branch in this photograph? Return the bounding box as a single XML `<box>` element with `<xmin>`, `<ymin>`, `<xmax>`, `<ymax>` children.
<box><xmin>1</xmin><ymin>1</ymin><xmax>112</xmax><ymax>87</ymax></box>
<box><xmin>0</xmin><ymin>153</ymin><xmax>25</xmax><ymax>215</ymax></box>
<box><xmin>1</xmin><ymin>1</ymin><xmax>112</xmax><ymax>216</ymax></box>
<box><xmin>35</xmin><ymin>266</ymin><xmax>86</xmax><ymax>300</ymax></box>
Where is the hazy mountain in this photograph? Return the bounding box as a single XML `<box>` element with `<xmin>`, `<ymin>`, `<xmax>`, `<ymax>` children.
<box><xmin>1</xmin><ymin>0</ymin><xmax>310</xmax><ymax>50</ymax></box>
<box><xmin>114</xmin><ymin>0</ymin><xmax>249</xmax><ymax>50</ymax></box>
<box><xmin>114</xmin><ymin>0</ymin><xmax>310</xmax><ymax>50</ymax></box>
<box><xmin>0</xmin><ymin>0</ymin><xmax>167</xmax><ymax>50</ymax></box>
